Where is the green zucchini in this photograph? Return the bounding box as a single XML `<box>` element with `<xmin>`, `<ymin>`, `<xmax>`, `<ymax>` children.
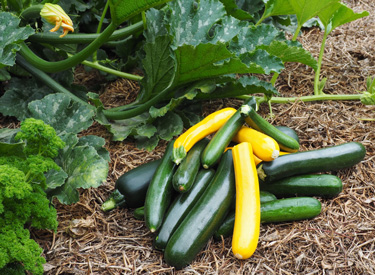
<box><xmin>133</xmin><ymin>206</ymin><xmax>144</xmax><ymax>220</ymax></box>
<box><xmin>172</xmin><ymin>138</ymin><xmax>209</xmax><ymax>193</ymax></box>
<box><xmin>144</xmin><ymin>141</ymin><xmax>177</xmax><ymax>232</ymax></box>
<box><xmin>260</xmin><ymin>174</ymin><xmax>343</xmax><ymax>198</ymax></box>
<box><xmin>164</xmin><ymin>150</ymin><xmax>235</xmax><ymax>269</ymax></box>
<box><xmin>259</xmin><ymin>191</ymin><xmax>277</xmax><ymax>203</ymax></box>
<box><xmin>154</xmin><ymin>169</ymin><xmax>215</xmax><ymax>251</ymax></box>
<box><xmin>275</xmin><ymin>125</ymin><xmax>299</xmax><ymax>144</ymax></box>
<box><xmin>201</xmin><ymin>104</ymin><xmax>252</xmax><ymax>169</ymax></box>
<box><xmin>245</xmin><ymin>108</ymin><xmax>300</xmax><ymax>152</ymax></box>
<box><xmin>101</xmin><ymin>159</ymin><xmax>162</xmax><ymax>211</ymax></box>
<box><xmin>257</xmin><ymin>142</ymin><xmax>366</xmax><ymax>183</ymax></box>
<box><xmin>214</xmin><ymin>197</ymin><xmax>321</xmax><ymax>239</ymax></box>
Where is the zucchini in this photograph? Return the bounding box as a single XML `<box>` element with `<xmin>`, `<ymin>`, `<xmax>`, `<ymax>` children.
<box><xmin>275</xmin><ymin>125</ymin><xmax>299</xmax><ymax>144</ymax></box>
<box><xmin>144</xmin><ymin>141</ymin><xmax>177</xmax><ymax>232</ymax></box>
<box><xmin>164</xmin><ymin>150</ymin><xmax>235</xmax><ymax>269</ymax></box>
<box><xmin>259</xmin><ymin>191</ymin><xmax>277</xmax><ymax>203</ymax></box>
<box><xmin>201</xmin><ymin>103</ymin><xmax>253</xmax><ymax>169</ymax></box>
<box><xmin>154</xmin><ymin>169</ymin><xmax>215</xmax><ymax>251</ymax></box>
<box><xmin>232</xmin><ymin>142</ymin><xmax>260</xmax><ymax>259</ymax></box>
<box><xmin>101</xmin><ymin>159</ymin><xmax>162</xmax><ymax>211</ymax></box>
<box><xmin>257</xmin><ymin>142</ymin><xmax>366</xmax><ymax>183</ymax></box>
<box><xmin>245</xmin><ymin>108</ymin><xmax>300</xmax><ymax>152</ymax></box>
<box><xmin>172</xmin><ymin>138</ymin><xmax>209</xmax><ymax>193</ymax></box>
<box><xmin>172</xmin><ymin>107</ymin><xmax>237</xmax><ymax>165</ymax></box>
<box><xmin>133</xmin><ymin>206</ymin><xmax>144</xmax><ymax>220</ymax></box>
<box><xmin>214</xmin><ymin>197</ymin><xmax>321</xmax><ymax>239</ymax></box>
<box><xmin>260</xmin><ymin>174</ymin><xmax>343</xmax><ymax>198</ymax></box>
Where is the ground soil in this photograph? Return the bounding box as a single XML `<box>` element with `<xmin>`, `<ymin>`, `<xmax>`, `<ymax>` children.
<box><xmin>2</xmin><ymin>0</ymin><xmax>375</xmax><ymax>274</ymax></box>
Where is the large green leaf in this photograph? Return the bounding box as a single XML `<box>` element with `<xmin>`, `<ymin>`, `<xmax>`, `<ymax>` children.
<box><xmin>259</xmin><ymin>0</ymin><xmax>295</xmax><ymax>21</ymax></box>
<box><xmin>108</xmin><ymin>0</ymin><xmax>172</xmax><ymax>25</ymax></box>
<box><xmin>287</xmin><ymin>0</ymin><xmax>339</xmax><ymax>27</ymax></box>
<box><xmin>0</xmin><ymin>78</ymin><xmax>52</xmax><ymax>120</ymax></box>
<box><xmin>27</xmin><ymin>93</ymin><xmax>95</xmax><ymax>136</ymax></box>
<box><xmin>318</xmin><ymin>2</ymin><xmax>369</xmax><ymax>35</ymax></box>
<box><xmin>0</xmin><ymin>12</ymin><xmax>34</xmax><ymax>68</ymax></box>
<box><xmin>219</xmin><ymin>0</ymin><xmax>264</xmax><ymax>21</ymax></box>
<box><xmin>47</xmin><ymin>141</ymin><xmax>109</xmax><ymax>204</ymax></box>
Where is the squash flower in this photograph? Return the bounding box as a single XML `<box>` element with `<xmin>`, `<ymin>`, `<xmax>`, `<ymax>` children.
<box><xmin>40</xmin><ymin>3</ymin><xmax>74</xmax><ymax>38</ymax></box>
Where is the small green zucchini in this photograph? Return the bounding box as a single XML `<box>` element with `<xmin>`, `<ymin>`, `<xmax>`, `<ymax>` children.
<box><xmin>214</xmin><ymin>197</ymin><xmax>321</xmax><ymax>239</ymax></box>
<box><xmin>144</xmin><ymin>141</ymin><xmax>177</xmax><ymax>232</ymax></box>
<box><xmin>154</xmin><ymin>169</ymin><xmax>215</xmax><ymax>251</ymax></box>
<box><xmin>201</xmin><ymin>103</ymin><xmax>252</xmax><ymax>169</ymax></box>
<box><xmin>257</xmin><ymin>142</ymin><xmax>366</xmax><ymax>183</ymax></box>
<box><xmin>133</xmin><ymin>206</ymin><xmax>144</xmax><ymax>220</ymax></box>
<box><xmin>260</xmin><ymin>174</ymin><xmax>343</xmax><ymax>198</ymax></box>
<box><xmin>164</xmin><ymin>150</ymin><xmax>235</xmax><ymax>269</ymax></box>
<box><xmin>172</xmin><ymin>138</ymin><xmax>209</xmax><ymax>193</ymax></box>
<box><xmin>245</xmin><ymin>108</ymin><xmax>300</xmax><ymax>152</ymax></box>
<box><xmin>275</xmin><ymin>125</ymin><xmax>300</xmax><ymax>144</ymax></box>
<box><xmin>101</xmin><ymin>159</ymin><xmax>162</xmax><ymax>211</ymax></box>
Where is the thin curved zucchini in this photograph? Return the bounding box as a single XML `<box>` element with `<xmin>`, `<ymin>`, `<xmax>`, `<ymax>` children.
<box><xmin>172</xmin><ymin>107</ymin><xmax>236</xmax><ymax>165</ymax></box>
<box><xmin>154</xmin><ymin>169</ymin><xmax>215</xmax><ymax>251</ymax></box>
<box><xmin>214</xmin><ymin>197</ymin><xmax>321</xmax><ymax>240</ymax></box>
<box><xmin>275</xmin><ymin>125</ymin><xmax>300</xmax><ymax>144</ymax></box>
<box><xmin>164</xmin><ymin>150</ymin><xmax>235</xmax><ymax>269</ymax></box>
<box><xmin>232</xmin><ymin>142</ymin><xmax>260</xmax><ymax>259</ymax></box>
<box><xmin>201</xmin><ymin>104</ymin><xmax>252</xmax><ymax>169</ymax></box>
<box><xmin>101</xmin><ymin>159</ymin><xmax>162</xmax><ymax>211</ymax></box>
<box><xmin>245</xmin><ymin>107</ymin><xmax>300</xmax><ymax>152</ymax></box>
<box><xmin>232</xmin><ymin>126</ymin><xmax>280</xmax><ymax>161</ymax></box>
<box><xmin>260</xmin><ymin>174</ymin><xmax>343</xmax><ymax>198</ymax></box>
<box><xmin>172</xmin><ymin>138</ymin><xmax>209</xmax><ymax>193</ymax></box>
<box><xmin>144</xmin><ymin>141</ymin><xmax>176</xmax><ymax>232</ymax></box>
<box><xmin>257</xmin><ymin>142</ymin><xmax>366</xmax><ymax>183</ymax></box>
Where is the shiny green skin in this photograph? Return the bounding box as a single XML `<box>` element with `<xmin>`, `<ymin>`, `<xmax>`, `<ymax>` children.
<box><xmin>164</xmin><ymin>150</ymin><xmax>235</xmax><ymax>269</ymax></box>
<box><xmin>154</xmin><ymin>169</ymin><xmax>215</xmax><ymax>251</ymax></box>
<box><xmin>144</xmin><ymin>141</ymin><xmax>176</xmax><ymax>232</ymax></box>
<box><xmin>201</xmin><ymin>109</ymin><xmax>245</xmax><ymax>169</ymax></box>
<box><xmin>214</xmin><ymin>197</ymin><xmax>321</xmax><ymax>239</ymax></box>
<box><xmin>113</xmin><ymin>159</ymin><xmax>162</xmax><ymax>209</ymax></box>
<box><xmin>260</xmin><ymin>174</ymin><xmax>343</xmax><ymax>198</ymax></box>
<box><xmin>275</xmin><ymin>125</ymin><xmax>300</xmax><ymax>144</ymax></box>
<box><xmin>133</xmin><ymin>206</ymin><xmax>144</xmax><ymax>220</ymax></box>
<box><xmin>247</xmin><ymin>107</ymin><xmax>300</xmax><ymax>152</ymax></box>
<box><xmin>258</xmin><ymin>142</ymin><xmax>366</xmax><ymax>183</ymax></box>
<box><xmin>172</xmin><ymin>138</ymin><xmax>209</xmax><ymax>193</ymax></box>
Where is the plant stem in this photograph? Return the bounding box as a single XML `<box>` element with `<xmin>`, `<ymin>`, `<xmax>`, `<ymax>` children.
<box><xmin>27</xmin><ymin>21</ymin><xmax>143</xmax><ymax>44</ymax></box>
<box><xmin>19</xmin><ymin>22</ymin><xmax>118</xmax><ymax>73</ymax></box>
<box><xmin>292</xmin><ymin>25</ymin><xmax>302</xmax><ymax>41</ymax></box>
<box><xmin>93</xmin><ymin>0</ymin><xmax>110</xmax><ymax>63</ymax></box>
<box><xmin>238</xmin><ymin>93</ymin><xmax>362</xmax><ymax>104</ymax></box>
<box><xmin>77</xmin><ymin>57</ymin><xmax>143</xmax><ymax>81</ymax></box>
<box><xmin>15</xmin><ymin>55</ymin><xmax>95</xmax><ymax>110</ymax></box>
<box><xmin>314</xmin><ymin>31</ymin><xmax>328</xmax><ymax>96</ymax></box>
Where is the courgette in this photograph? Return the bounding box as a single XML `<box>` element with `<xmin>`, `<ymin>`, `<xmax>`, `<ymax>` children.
<box><xmin>257</xmin><ymin>142</ymin><xmax>366</xmax><ymax>183</ymax></box>
<box><xmin>101</xmin><ymin>159</ymin><xmax>162</xmax><ymax>211</ymax></box>
<box><xmin>172</xmin><ymin>138</ymin><xmax>209</xmax><ymax>193</ymax></box>
<box><xmin>214</xmin><ymin>197</ymin><xmax>321</xmax><ymax>239</ymax></box>
<box><xmin>154</xmin><ymin>169</ymin><xmax>215</xmax><ymax>251</ymax></box>
<box><xmin>173</xmin><ymin>107</ymin><xmax>237</xmax><ymax>165</ymax></box>
<box><xmin>245</xmin><ymin>108</ymin><xmax>300</xmax><ymax>152</ymax></box>
<box><xmin>201</xmin><ymin>104</ymin><xmax>252</xmax><ymax>169</ymax></box>
<box><xmin>232</xmin><ymin>142</ymin><xmax>260</xmax><ymax>259</ymax></box>
<box><xmin>144</xmin><ymin>141</ymin><xmax>177</xmax><ymax>232</ymax></box>
<box><xmin>275</xmin><ymin>125</ymin><xmax>300</xmax><ymax>144</ymax></box>
<box><xmin>164</xmin><ymin>150</ymin><xmax>235</xmax><ymax>269</ymax></box>
<box><xmin>260</xmin><ymin>174</ymin><xmax>343</xmax><ymax>198</ymax></box>
<box><xmin>133</xmin><ymin>206</ymin><xmax>144</xmax><ymax>220</ymax></box>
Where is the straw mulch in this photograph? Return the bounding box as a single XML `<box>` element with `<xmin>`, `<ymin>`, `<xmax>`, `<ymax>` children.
<box><xmin>1</xmin><ymin>0</ymin><xmax>375</xmax><ymax>274</ymax></box>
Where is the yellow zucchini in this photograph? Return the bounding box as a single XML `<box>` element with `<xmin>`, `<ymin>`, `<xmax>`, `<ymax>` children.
<box><xmin>231</xmin><ymin>142</ymin><xmax>260</xmax><ymax>260</ymax></box>
<box><xmin>232</xmin><ymin>126</ymin><xmax>280</xmax><ymax>161</ymax></box>
<box><xmin>172</xmin><ymin>107</ymin><xmax>236</xmax><ymax>164</ymax></box>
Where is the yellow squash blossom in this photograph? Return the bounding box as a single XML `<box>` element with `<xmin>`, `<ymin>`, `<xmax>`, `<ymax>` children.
<box><xmin>40</xmin><ymin>3</ymin><xmax>74</xmax><ymax>38</ymax></box>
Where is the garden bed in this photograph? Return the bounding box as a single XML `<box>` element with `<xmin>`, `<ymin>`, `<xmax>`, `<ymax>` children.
<box><xmin>1</xmin><ymin>0</ymin><xmax>375</xmax><ymax>274</ymax></box>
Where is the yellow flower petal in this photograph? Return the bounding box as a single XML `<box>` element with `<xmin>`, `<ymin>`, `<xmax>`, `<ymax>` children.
<box><xmin>40</xmin><ymin>3</ymin><xmax>74</xmax><ymax>37</ymax></box>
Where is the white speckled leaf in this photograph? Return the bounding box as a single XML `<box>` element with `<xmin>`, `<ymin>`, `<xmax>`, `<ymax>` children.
<box><xmin>28</xmin><ymin>93</ymin><xmax>95</xmax><ymax>135</ymax></box>
<box><xmin>0</xmin><ymin>12</ymin><xmax>34</xmax><ymax>68</ymax></box>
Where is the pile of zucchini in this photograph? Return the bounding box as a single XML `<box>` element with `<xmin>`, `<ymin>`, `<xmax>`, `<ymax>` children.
<box><xmin>102</xmin><ymin>97</ymin><xmax>366</xmax><ymax>269</ymax></box>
